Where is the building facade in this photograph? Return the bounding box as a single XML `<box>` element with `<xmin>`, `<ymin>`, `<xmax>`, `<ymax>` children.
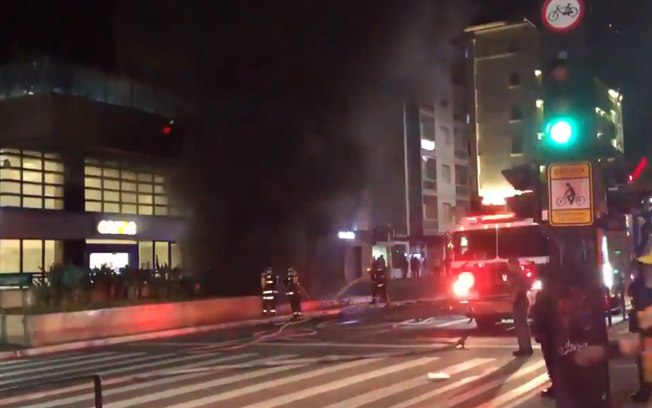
<box><xmin>0</xmin><ymin>58</ymin><xmax>185</xmax><ymax>275</ymax></box>
<box><xmin>465</xmin><ymin>19</ymin><xmax>624</xmax><ymax>206</ymax></box>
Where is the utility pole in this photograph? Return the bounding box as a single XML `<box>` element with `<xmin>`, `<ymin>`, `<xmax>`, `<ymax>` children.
<box><xmin>503</xmin><ymin>1</ymin><xmax>612</xmax><ymax>406</ymax></box>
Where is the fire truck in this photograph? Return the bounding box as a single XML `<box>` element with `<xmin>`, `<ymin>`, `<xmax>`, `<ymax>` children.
<box><xmin>445</xmin><ymin>212</ymin><xmax>627</xmax><ymax>330</ymax></box>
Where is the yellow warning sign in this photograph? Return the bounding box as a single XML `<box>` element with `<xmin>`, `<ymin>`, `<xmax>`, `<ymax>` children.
<box><xmin>548</xmin><ymin>162</ymin><xmax>593</xmax><ymax>227</ymax></box>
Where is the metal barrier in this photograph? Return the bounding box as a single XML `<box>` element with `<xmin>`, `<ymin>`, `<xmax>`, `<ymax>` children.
<box><xmin>0</xmin><ymin>374</ymin><xmax>102</xmax><ymax>407</ymax></box>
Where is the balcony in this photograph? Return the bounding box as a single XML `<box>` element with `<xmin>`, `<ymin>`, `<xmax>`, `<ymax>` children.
<box><xmin>0</xmin><ymin>58</ymin><xmax>182</xmax><ymax>117</ymax></box>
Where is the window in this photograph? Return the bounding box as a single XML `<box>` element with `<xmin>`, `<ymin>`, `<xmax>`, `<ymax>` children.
<box><xmin>510</xmin><ymin>107</ymin><xmax>523</xmax><ymax>121</ymax></box>
<box><xmin>171</xmin><ymin>243</ymin><xmax>182</xmax><ymax>268</ymax></box>
<box><xmin>451</xmin><ymin>230</ymin><xmax>497</xmax><ymax>261</ymax></box>
<box><xmin>22</xmin><ymin>240</ymin><xmax>42</xmax><ymax>273</ymax></box>
<box><xmin>509</xmin><ymin>73</ymin><xmax>520</xmax><ymax>87</ymax></box>
<box><xmin>155</xmin><ymin>242</ymin><xmax>170</xmax><ymax>268</ymax></box>
<box><xmin>497</xmin><ymin>226</ymin><xmax>549</xmax><ymax>258</ymax></box>
<box><xmin>419</xmin><ymin>113</ymin><xmax>435</xmax><ymax>141</ymax></box>
<box><xmin>512</xmin><ymin>132</ymin><xmax>523</xmax><ymax>154</ymax></box>
<box><xmin>455</xmin><ymin>165</ymin><xmax>468</xmax><ymax>185</ymax></box>
<box><xmin>424</xmin><ymin>159</ymin><xmax>437</xmax><ymax>181</ymax></box>
<box><xmin>440</xmin><ymin>126</ymin><xmax>451</xmax><ymax>145</ymax></box>
<box><xmin>0</xmin><ymin>150</ymin><xmax>64</xmax><ymax>210</ymax></box>
<box><xmin>138</xmin><ymin>241</ymin><xmax>153</xmax><ymax>269</ymax></box>
<box><xmin>423</xmin><ymin>195</ymin><xmax>438</xmax><ymax>220</ymax></box>
<box><xmin>0</xmin><ymin>240</ymin><xmax>20</xmax><ymax>273</ymax></box>
<box><xmin>442</xmin><ymin>165</ymin><xmax>451</xmax><ymax>183</ymax></box>
<box><xmin>84</xmin><ymin>160</ymin><xmax>179</xmax><ymax>216</ymax></box>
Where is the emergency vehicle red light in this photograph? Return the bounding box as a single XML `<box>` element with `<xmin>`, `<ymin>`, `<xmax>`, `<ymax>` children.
<box><xmin>162</xmin><ymin>125</ymin><xmax>172</xmax><ymax>135</ymax></box>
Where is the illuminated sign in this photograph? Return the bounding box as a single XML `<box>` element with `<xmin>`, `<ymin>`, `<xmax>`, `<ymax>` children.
<box><xmin>337</xmin><ymin>231</ymin><xmax>356</xmax><ymax>240</ymax></box>
<box><xmin>97</xmin><ymin>220</ymin><xmax>137</xmax><ymax>235</ymax></box>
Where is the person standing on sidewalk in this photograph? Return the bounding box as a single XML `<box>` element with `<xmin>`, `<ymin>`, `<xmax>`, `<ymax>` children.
<box><xmin>627</xmin><ymin>254</ymin><xmax>652</xmax><ymax>403</ymax></box>
<box><xmin>508</xmin><ymin>258</ymin><xmax>534</xmax><ymax>357</ymax></box>
<box><xmin>532</xmin><ymin>278</ymin><xmax>556</xmax><ymax>398</ymax></box>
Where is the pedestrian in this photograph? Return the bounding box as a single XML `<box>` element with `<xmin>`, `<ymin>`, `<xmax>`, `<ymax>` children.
<box><xmin>532</xmin><ymin>277</ymin><xmax>555</xmax><ymax>397</ymax></box>
<box><xmin>261</xmin><ymin>267</ymin><xmax>279</xmax><ymax>317</ymax></box>
<box><xmin>508</xmin><ymin>257</ymin><xmax>533</xmax><ymax>357</ymax></box>
<box><xmin>627</xmin><ymin>255</ymin><xmax>652</xmax><ymax>403</ymax></box>
<box><xmin>410</xmin><ymin>256</ymin><xmax>420</xmax><ymax>279</ymax></box>
<box><xmin>284</xmin><ymin>267</ymin><xmax>303</xmax><ymax>320</ymax></box>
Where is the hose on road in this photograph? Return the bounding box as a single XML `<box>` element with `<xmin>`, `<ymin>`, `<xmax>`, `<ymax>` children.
<box><xmin>215</xmin><ymin>316</ymin><xmax>317</xmax><ymax>351</ymax></box>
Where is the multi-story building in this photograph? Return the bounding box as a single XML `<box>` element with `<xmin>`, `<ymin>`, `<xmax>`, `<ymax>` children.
<box><xmin>464</xmin><ymin>19</ymin><xmax>624</xmax><ymax>206</ymax></box>
<box><xmin>0</xmin><ymin>58</ymin><xmax>185</xmax><ymax>275</ymax></box>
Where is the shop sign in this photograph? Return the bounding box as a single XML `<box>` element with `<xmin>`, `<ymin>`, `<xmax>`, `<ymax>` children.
<box><xmin>97</xmin><ymin>220</ymin><xmax>137</xmax><ymax>235</ymax></box>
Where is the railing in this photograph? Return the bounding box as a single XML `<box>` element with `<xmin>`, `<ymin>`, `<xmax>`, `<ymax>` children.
<box><xmin>0</xmin><ymin>374</ymin><xmax>102</xmax><ymax>407</ymax></box>
<box><xmin>0</xmin><ymin>57</ymin><xmax>184</xmax><ymax>117</ymax></box>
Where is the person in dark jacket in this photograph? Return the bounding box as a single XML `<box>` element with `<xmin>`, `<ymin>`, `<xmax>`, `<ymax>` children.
<box><xmin>284</xmin><ymin>267</ymin><xmax>302</xmax><ymax>319</ymax></box>
<box><xmin>508</xmin><ymin>258</ymin><xmax>533</xmax><ymax>357</ymax></box>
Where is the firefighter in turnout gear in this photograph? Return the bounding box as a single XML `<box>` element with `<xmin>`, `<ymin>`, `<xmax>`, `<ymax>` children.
<box><xmin>284</xmin><ymin>267</ymin><xmax>303</xmax><ymax>319</ymax></box>
<box><xmin>261</xmin><ymin>267</ymin><xmax>279</xmax><ymax>316</ymax></box>
<box><xmin>370</xmin><ymin>259</ymin><xmax>389</xmax><ymax>305</ymax></box>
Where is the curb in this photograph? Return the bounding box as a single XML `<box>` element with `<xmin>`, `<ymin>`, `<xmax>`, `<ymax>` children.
<box><xmin>0</xmin><ymin>308</ymin><xmax>343</xmax><ymax>361</ymax></box>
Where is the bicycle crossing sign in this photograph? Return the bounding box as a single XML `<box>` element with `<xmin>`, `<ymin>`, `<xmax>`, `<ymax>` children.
<box><xmin>548</xmin><ymin>162</ymin><xmax>593</xmax><ymax>227</ymax></box>
<box><xmin>541</xmin><ymin>0</ymin><xmax>586</xmax><ymax>33</ymax></box>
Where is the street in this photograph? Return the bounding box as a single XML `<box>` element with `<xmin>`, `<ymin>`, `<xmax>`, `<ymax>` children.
<box><xmin>0</xmin><ymin>302</ymin><xmax>640</xmax><ymax>408</ymax></box>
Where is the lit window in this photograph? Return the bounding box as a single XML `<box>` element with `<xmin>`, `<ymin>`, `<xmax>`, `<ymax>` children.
<box><xmin>85</xmin><ymin>201</ymin><xmax>102</xmax><ymax>212</ymax></box>
<box><xmin>44</xmin><ymin>161</ymin><xmax>63</xmax><ymax>172</ymax></box>
<box><xmin>85</xmin><ymin>189</ymin><xmax>102</xmax><ymax>200</ymax></box>
<box><xmin>23</xmin><ymin>170</ymin><xmax>42</xmax><ymax>183</ymax></box>
<box><xmin>122</xmin><ymin>182</ymin><xmax>137</xmax><ymax>191</ymax></box>
<box><xmin>139</xmin><ymin>205</ymin><xmax>153</xmax><ymax>215</ymax></box>
<box><xmin>138</xmin><ymin>194</ymin><xmax>153</xmax><ymax>204</ymax></box>
<box><xmin>0</xmin><ymin>240</ymin><xmax>20</xmax><ymax>273</ymax></box>
<box><xmin>155</xmin><ymin>206</ymin><xmax>168</xmax><ymax>216</ymax></box>
<box><xmin>22</xmin><ymin>157</ymin><xmax>42</xmax><ymax>170</ymax></box>
<box><xmin>0</xmin><ymin>196</ymin><xmax>19</xmax><ymax>207</ymax></box>
<box><xmin>45</xmin><ymin>199</ymin><xmax>63</xmax><ymax>210</ymax></box>
<box><xmin>44</xmin><ymin>185</ymin><xmax>63</xmax><ymax>197</ymax></box>
<box><xmin>103</xmin><ymin>168</ymin><xmax>120</xmax><ymax>178</ymax></box>
<box><xmin>155</xmin><ymin>242</ymin><xmax>170</xmax><ymax>268</ymax></box>
<box><xmin>121</xmin><ymin>192</ymin><xmax>137</xmax><ymax>203</ymax></box>
<box><xmin>44</xmin><ymin>173</ymin><xmax>64</xmax><ymax>184</ymax></box>
<box><xmin>104</xmin><ymin>202</ymin><xmax>120</xmax><ymax>213</ymax></box>
<box><xmin>22</xmin><ymin>240</ymin><xmax>42</xmax><ymax>272</ymax></box>
<box><xmin>138</xmin><ymin>241</ymin><xmax>154</xmax><ymax>269</ymax></box>
<box><xmin>0</xmin><ymin>181</ymin><xmax>20</xmax><ymax>194</ymax></box>
<box><xmin>103</xmin><ymin>179</ymin><xmax>120</xmax><ymax>190</ymax></box>
<box><xmin>23</xmin><ymin>183</ymin><xmax>42</xmax><ymax>196</ymax></box>
<box><xmin>23</xmin><ymin>197</ymin><xmax>42</xmax><ymax>209</ymax></box>
<box><xmin>122</xmin><ymin>204</ymin><xmax>137</xmax><ymax>214</ymax></box>
<box><xmin>104</xmin><ymin>191</ymin><xmax>120</xmax><ymax>202</ymax></box>
<box><xmin>171</xmin><ymin>243</ymin><xmax>182</xmax><ymax>268</ymax></box>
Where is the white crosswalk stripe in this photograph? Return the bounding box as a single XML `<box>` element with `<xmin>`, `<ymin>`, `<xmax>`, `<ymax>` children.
<box><xmin>0</xmin><ymin>348</ymin><xmax>551</xmax><ymax>408</ymax></box>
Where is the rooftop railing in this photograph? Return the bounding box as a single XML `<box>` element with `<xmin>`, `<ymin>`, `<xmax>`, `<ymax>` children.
<box><xmin>0</xmin><ymin>58</ymin><xmax>183</xmax><ymax>118</ymax></box>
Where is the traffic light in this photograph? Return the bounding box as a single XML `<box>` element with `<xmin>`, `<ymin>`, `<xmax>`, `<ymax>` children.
<box><xmin>539</xmin><ymin>58</ymin><xmax>594</xmax><ymax>159</ymax></box>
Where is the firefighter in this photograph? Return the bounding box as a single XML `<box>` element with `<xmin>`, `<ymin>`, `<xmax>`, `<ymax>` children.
<box><xmin>284</xmin><ymin>267</ymin><xmax>302</xmax><ymax>319</ymax></box>
<box><xmin>370</xmin><ymin>260</ymin><xmax>389</xmax><ymax>306</ymax></box>
<box><xmin>261</xmin><ymin>267</ymin><xmax>279</xmax><ymax>316</ymax></box>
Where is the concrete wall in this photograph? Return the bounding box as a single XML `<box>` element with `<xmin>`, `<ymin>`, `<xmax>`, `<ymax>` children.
<box><xmin>0</xmin><ymin>296</ymin><xmax>338</xmax><ymax>347</ymax></box>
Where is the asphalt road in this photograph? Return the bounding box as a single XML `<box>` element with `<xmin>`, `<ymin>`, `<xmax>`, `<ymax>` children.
<box><xmin>0</xmin><ymin>302</ymin><xmax>641</xmax><ymax>408</ymax></box>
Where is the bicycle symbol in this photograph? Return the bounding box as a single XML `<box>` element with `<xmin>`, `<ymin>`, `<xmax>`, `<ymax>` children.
<box><xmin>548</xmin><ymin>3</ymin><xmax>579</xmax><ymax>22</ymax></box>
<box><xmin>556</xmin><ymin>194</ymin><xmax>586</xmax><ymax>207</ymax></box>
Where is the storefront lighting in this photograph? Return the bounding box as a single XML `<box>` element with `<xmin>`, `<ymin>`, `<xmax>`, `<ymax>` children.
<box><xmin>338</xmin><ymin>231</ymin><xmax>356</xmax><ymax>240</ymax></box>
<box><xmin>97</xmin><ymin>220</ymin><xmax>137</xmax><ymax>236</ymax></box>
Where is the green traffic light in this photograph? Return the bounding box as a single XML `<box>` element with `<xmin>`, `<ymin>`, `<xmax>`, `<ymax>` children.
<box><xmin>545</xmin><ymin>117</ymin><xmax>575</xmax><ymax>145</ymax></box>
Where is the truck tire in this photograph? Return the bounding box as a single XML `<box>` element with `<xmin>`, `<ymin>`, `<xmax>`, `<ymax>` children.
<box><xmin>475</xmin><ymin>317</ymin><xmax>499</xmax><ymax>331</ymax></box>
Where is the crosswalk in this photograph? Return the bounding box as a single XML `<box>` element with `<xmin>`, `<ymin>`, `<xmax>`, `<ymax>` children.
<box><xmin>0</xmin><ymin>348</ymin><xmax>551</xmax><ymax>408</ymax></box>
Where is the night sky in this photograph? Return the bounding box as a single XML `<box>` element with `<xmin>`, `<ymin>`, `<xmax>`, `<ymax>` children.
<box><xmin>1</xmin><ymin>0</ymin><xmax>650</xmax><ymax>294</ymax></box>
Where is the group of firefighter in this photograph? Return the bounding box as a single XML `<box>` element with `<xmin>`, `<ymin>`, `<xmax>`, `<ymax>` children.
<box><xmin>260</xmin><ymin>267</ymin><xmax>303</xmax><ymax>319</ymax></box>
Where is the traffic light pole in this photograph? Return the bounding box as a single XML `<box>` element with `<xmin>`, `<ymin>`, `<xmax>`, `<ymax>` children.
<box><xmin>537</xmin><ymin>2</ymin><xmax>610</xmax><ymax>406</ymax></box>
